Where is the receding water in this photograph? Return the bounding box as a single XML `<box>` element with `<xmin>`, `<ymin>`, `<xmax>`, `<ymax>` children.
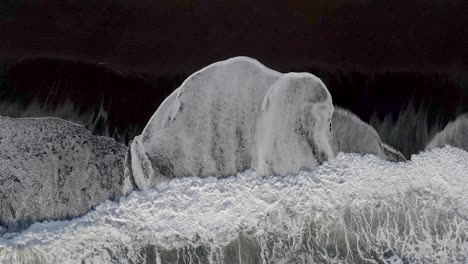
<box><xmin>1</xmin><ymin>147</ymin><xmax>468</xmax><ymax>264</ymax></box>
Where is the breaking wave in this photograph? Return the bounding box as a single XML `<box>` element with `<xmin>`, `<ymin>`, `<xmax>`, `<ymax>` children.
<box><xmin>1</xmin><ymin>147</ymin><xmax>467</xmax><ymax>264</ymax></box>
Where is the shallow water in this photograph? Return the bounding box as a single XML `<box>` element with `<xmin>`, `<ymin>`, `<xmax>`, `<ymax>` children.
<box><xmin>1</xmin><ymin>147</ymin><xmax>468</xmax><ymax>264</ymax></box>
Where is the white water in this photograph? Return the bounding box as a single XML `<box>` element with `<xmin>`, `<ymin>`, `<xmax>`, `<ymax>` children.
<box><xmin>1</xmin><ymin>146</ymin><xmax>467</xmax><ymax>264</ymax></box>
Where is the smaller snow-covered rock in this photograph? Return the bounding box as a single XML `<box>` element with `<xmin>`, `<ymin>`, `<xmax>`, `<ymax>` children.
<box><xmin>254</xmin><ymin>73</ymin><xmax>334</xmax><ymax>175</ymax></box>
<box><xmin>426</xmin><ymin>113</ymin><xmax>468</xmax><ymax>152</ymax></box>
<box><xmin>0</xmin><ymin>116</ymin><xmax>127</xmax><ymax>231</ymax></box>
<box><xmin>330</xmin><ymin>107</ymin><xmax>405</xmax><ymax>162</ymax></box>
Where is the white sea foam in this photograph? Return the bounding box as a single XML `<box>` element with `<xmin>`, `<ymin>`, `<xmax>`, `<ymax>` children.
<box><xmin>1</xmin><ymin>146</ymin><xmax>467</xmax><ymax>264</ymax></box>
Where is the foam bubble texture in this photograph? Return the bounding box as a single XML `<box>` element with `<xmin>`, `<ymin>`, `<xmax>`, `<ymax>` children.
<box><xmin>1</xmin><ymin>147</ymin><xmax>467</xmax><ymax>263</ymax></box>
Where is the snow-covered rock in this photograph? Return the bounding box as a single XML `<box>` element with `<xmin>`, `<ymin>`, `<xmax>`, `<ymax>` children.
<box><xmin>426</xmin><ymin>113</ymin><xmax>468</xmax><ymax>152</ymax></box>
<box><xmin>125</xmin><ymin>57</ymin><xmax>339</xmax><ymax>186</ymax></box>
<box><xmin>254</xmin><ymin>73</ymin><xmax>334</xmax><ymax>175</ymax></box>
<box><xmin>331</xmin><ymin>107</ymin><xmax>405</xmax><ymax>161</ymax></box>
<box><xmin>125</xmin><ymin>57</ymin><xmax>282</xmax><ymax>189</ymax></box>
<box><xmin>0</xmin><ymin>116</ymin><xmax>127</xmax><ymax>231</ymax></box>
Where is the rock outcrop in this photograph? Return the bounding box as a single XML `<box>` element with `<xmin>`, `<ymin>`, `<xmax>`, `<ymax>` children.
<box><xmin>331</xmin><ymin>107</ymin><xmax>405</xmax><ymax>162</ymax></box>
<box><xmin>426</xmin><ymin>113</ymin><xmax>468</xmax><ymax>152</ymax></box>
<box><xmin>0</xmin><ymin>116</ymin><xmax>127</xmax><ymax>231</ymax></box>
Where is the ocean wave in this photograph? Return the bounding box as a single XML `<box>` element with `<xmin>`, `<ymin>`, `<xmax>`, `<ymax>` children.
<box><xmin>1</xmin><ymin>146</ymin><xmax>467</xmax><ymax>263</ymax></box>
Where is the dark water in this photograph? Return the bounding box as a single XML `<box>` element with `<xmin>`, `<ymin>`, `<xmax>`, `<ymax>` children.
<box><xmin>0</xmin><ymin>56</ymin><xmax>467</xmax><ymax>157</ymax></box>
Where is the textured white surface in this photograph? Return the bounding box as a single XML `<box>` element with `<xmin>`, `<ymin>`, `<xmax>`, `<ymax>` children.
<box><xmin>1</xmin><ymin>147</ymin><xmax>467</xmax><ymax>263</ymax></box>
<box><xmin>126</xmin><ymin>57</ymin><xmax>283</xmax><ymax>188</ymax></box>
<box><xmin>254</xmin><ymin>73</ymin><xmax>334</xmax><ymax>175</ymax></box>
<box><xmin>0</xmin><ymin>116</ymin><xmax>127</xmax><ymax>231</ymax></box>
<box><xmin>126</xmin><ymin>57</ymin><xmax>341</xmax><ymax>186</ymax></box>
<box><xmin>426</xmin><ymin>113</ymin><xmax>468</xmax><ymax>152</ymax></box>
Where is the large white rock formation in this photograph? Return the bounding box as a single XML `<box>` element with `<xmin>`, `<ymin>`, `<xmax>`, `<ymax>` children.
<box><xmin>125</xmin><ymin>57</ymin><xmax>338</xmax><ymax>188</ymax></box>
<box><xmin>426</xmin><ymin>113</ymin><xmax>468</xmax><ymax>151</ymax></box>
<box><xmin>0</xmin><ymin>116</ymin><xmax>127</xmax><ymax>231</ymax></box>
<box><xmin>331</xmin><ymin>107</ymin><xmax>405</xmax><ymax>162</ymax></box>
<box><xmin>125</xmin><ymin>57</ymin><xmax>282</xmax><ymax>189</ymax></box>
